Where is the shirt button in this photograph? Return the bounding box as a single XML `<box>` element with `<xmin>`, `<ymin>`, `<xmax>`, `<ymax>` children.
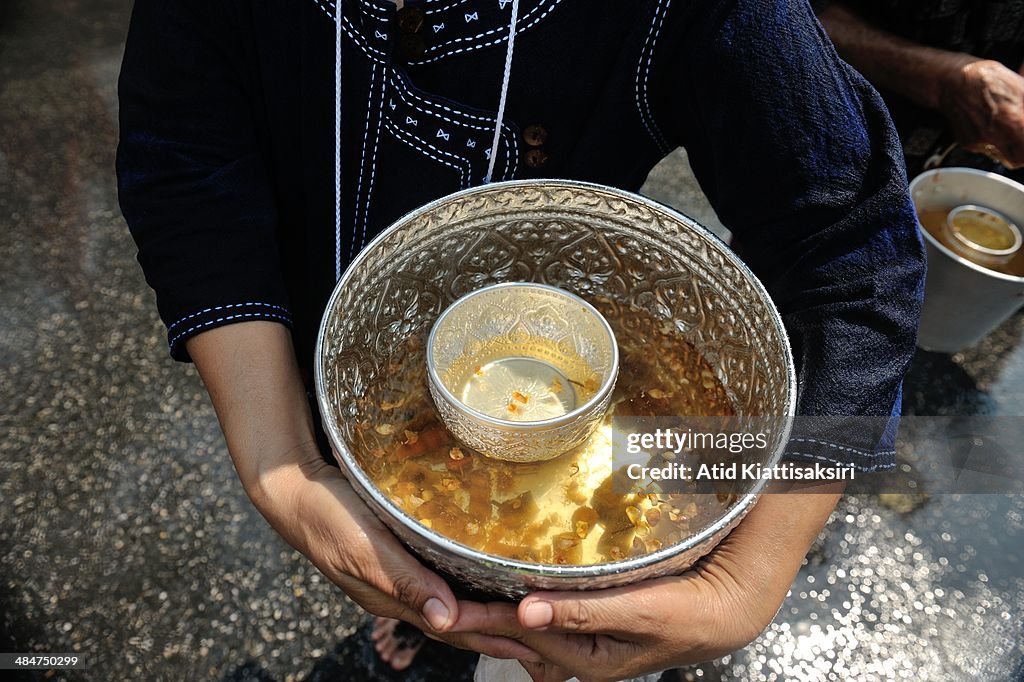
<box><xmin>523</xmin><ymin>124</ymin><xmax>548</xmax><ymax>146</ymax></box>
<box><xmin>525</xmin><ymin>149</ymin><xmax>548</xmax><ymax>168</ymax></box>
<box><xmin>399</xmin><ymin>33</ymin><xmax>426</xmax><ymax>59</ymax></box>
<box><xmin>397</xmin><ymin>7</ymin><xmax>425</xmax><ymax>34</ymax></box>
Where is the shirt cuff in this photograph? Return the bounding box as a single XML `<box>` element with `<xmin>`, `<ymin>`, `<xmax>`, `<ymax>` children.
<box><xmin>166</xmin><ymin>301</ymin><xmax>293</xmax><ymax>361</ymax></box>
<box><xmin>782</xmin><ymin>387</ymin><xmax>903</xmax><ymax>473</ymax></box>
<box><xmin>783</xmin><ymin>443</ymin><xmax>896</xmax><ymax>473</ymax></box>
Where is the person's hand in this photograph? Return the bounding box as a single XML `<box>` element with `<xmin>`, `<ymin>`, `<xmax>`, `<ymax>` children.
<box><xmin>940</xmin><ymin>58</ymin><xmax>1024</xmax><ymax>168</ymax></box>
<box><xmin>449</xmin><ymin>478</ymin><xmax>845</xmax><ymax>682</ymax></box>
<box><xmin>185</xmin><ymin>321</ymin><xmax>539</xmax><ymax>663</ymax></box>
<box><xmin>249</xmin><ymin>441</ymin><xmax>542</xmax><ymax>664</ymax></box>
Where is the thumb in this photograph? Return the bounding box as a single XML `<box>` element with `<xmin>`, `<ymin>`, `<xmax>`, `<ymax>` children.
<box><xmin>372</xmin><ymin>539</ymin><xmax>460</xmax><ymax>632</ymax></box>
<box><xmin>517</xmin><ymin>581</ymin><xmax>672</xmax><ymax>637</ymax></box>
<box><xmin>311</xmin><ymin>472</ymin><xmax>460</xmax><ymax>632</ymax></box>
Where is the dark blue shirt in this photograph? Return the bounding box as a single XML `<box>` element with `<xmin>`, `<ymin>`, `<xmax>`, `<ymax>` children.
<box><xmin>116</xmin><ymin>0</ymin><xmax>926</xmax><ymax>470</ymax></box>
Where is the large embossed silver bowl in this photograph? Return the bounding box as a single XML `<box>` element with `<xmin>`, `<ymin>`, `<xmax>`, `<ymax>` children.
<box><xmin>427</xmin><ymin>282</ymin><xmax>619</xmax><ymax>462</ymax></box>
<box><xmin>315</xmin><ymin>180</ymin><xmax>795</xmax><ymax>598</ymax></box>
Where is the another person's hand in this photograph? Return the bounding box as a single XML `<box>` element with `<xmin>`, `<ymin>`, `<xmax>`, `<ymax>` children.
<box><xmin>940</xmin><ymin>58</ymin><xmax>1024</xmax><ymax>168</ymax></box>
<box><xmin>450</xmin><ymin>476</ymin><xmax>845</xmax><ymax>682</ymax></box>
<box><xmin>819</xmin><ymin>4</ymin><xmax>1024</xmax><ymax>167</ymax></box>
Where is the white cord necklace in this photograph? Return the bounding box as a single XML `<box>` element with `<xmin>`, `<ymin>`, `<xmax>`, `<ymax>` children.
<box><xmin>485</xmin><ymin>0</ymin><xmax>521</xmax><ymax>183</ymax></box>
<box><xmin>334</xmin><ymin>0</ymin><xmax>344</xmax><ymax>280</ymax></box>
<box><xmin>335</xmin><ymin>1</ymin><xmax>522</xmax><ymax>274</ymax></box>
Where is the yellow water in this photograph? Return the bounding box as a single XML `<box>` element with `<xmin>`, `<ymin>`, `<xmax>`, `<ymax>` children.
<box><xmin>919</xmin><ymin>208</ymin><xmax>1024</xmax><ymax>275</ymax></box>
<box><xmin>949</xmin><ymin>209</ymin><xmax>1017</xmax><ymax>250</ymax></box>
<box><xmin>346</xmin><ymin>303</ymin><xmax>739</xmax><ymax>566</ymax></box>
<box><xmin>457</xmin><ymin>356</ymin><xmax>577</xmax><ymax>421</ymax></box>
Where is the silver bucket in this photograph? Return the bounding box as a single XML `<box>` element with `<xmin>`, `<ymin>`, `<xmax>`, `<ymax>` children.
<box><xmin>910</xmin><ymin>168</ymin><xmax>1024</xmax><ymax>353</ymax></box>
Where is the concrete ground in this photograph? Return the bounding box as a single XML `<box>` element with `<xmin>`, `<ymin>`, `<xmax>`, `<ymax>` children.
<box><xmin>1</xmin><ymin>1</ymin><xmax>1022</xmax><ymax>680</ymax></box>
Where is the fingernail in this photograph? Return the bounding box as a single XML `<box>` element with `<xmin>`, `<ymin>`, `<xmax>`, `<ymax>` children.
<box><xmin>522</xmin><ymin>600</ymin><xmax>553</xmax><ymax>629</ymax></box>
<box><xmin>422</xmin><ymin>597</ymin><xmax>451</xmax><ymax>631</ymax></box>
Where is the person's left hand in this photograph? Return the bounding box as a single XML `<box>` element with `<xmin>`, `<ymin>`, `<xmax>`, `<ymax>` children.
<box><xmin>448</xmin><ymin>478</ymin><xmax>845</xmax><ymax>682</ymax></box>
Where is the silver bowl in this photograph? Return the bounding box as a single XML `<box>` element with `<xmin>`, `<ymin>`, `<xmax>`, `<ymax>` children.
<box><xmin>910</xmin><ymin>168</ymin><xmax>1024</xmax><ymax>353</ymax></box>
<box><xmin>426</xmin><ymin>282</ymin><xmax>619</xmax><ymax>463</ymax></box>
<box><xmin>315</xmin><ymin>180</ymin><xmax>795</xmax><ymax>598</ymax></box>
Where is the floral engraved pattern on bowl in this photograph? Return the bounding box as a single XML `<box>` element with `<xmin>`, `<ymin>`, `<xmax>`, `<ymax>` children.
<box><xmin>316</xmin><ymin>180</ymin><xmax>795</xmax><ymax>599</ymax></box>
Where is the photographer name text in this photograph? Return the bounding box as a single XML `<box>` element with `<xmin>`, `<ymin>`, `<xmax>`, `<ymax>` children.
<box><xmin>626</xmin><ymin>461</ymin><xmax>855</xmax><ymax>482</ymax></box>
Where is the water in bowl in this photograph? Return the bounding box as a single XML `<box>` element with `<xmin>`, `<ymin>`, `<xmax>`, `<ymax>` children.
<box><xmin>458</xmin><ymin>356</ymin><xmax>579</xmax><ymax>421</ymax></box>
<box><xmin>441</xmin><ymin>328</ymin><xmax>603</xmax><ymax>424</ymax></box>
<box><xmin>919</xmin><ymin>207</ymin><xmax>1024</xmax><ymax>275</ymax></box>
<box><xmin>345</xmin><ymin>301</ymin><xmax>739</xmax><ymax>566</ymax></box>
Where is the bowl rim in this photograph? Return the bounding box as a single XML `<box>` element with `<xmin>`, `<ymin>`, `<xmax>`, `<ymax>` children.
<box><xmin>425</xmin><ymin>281</ymin><xmax>620</xmax><ymax>432</ymax></box>
<box><xmin>910</xmin><ymin>167</ymin><xmax>1024</xmax><ymax>283</ymax></box>
<box><xmin>315</xmin><ymin>179</ymin><xmax>797</xmax><ymax>580</ymax></box>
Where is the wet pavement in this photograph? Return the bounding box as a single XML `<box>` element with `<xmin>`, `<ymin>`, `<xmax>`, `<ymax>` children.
<box><xmin>1</xmin><ymin>1</ymin><xmax>1022</xmax><ymax>680</ymax></box>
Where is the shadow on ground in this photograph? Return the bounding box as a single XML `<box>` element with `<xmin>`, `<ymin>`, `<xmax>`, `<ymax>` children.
<box><xmin>221</xmin><ymin>622</ymin><xmax>478</xmax><ymax>682</ymax></box>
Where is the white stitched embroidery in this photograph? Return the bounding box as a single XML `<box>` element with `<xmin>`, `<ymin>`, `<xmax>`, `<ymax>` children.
<box><xmin>411</xmin><ymin>0</ymin><xmax>563</xmax><ymax>64</ymax></box>
<box><xmin>636</xmin><ymin>0</ymin><xmax>672</xmax><ymax>153</ymax></box>
<box><xmin>363</xmin><ymin>1</ymin><xmax>390</xmax><ymax>18</ymax></box>
<box><xmin>503</xmin><ymin>124</ymin><xmax>518</xmax><ymax>180</ymax></box>
<box><xmin>312</xmin><ymin>0</ymin><xmax>388</xmax><ymax>64</ymax></box>
<box><xmin>391</xmin><ymin>70</ymin><xmax>501</xmax><ymax>124</ymax></box>
<box><xmin>389</xmin><ymin>70</ymin><xmax>513</xmax><ymax>133</ymax></box>
<box><xmin>349</xmin><ymin>63</ymin><xmax>379</xmax><ymax>264</ymax></box>
<box><xmin>789</xmin><ymin>436</ymin><xmax>892</xmax><ymax>456</ymax></box>
<box><xmin>384</xmin><ymin>119</ymin><xmax>470</xmax><ymax>186</ymax></box>
<box><xmin>169</xmin><ymin>312</ymin><xmax>293</xmax><ymax>349</ymax></box>
<box><xmin>385</xmin><ymin>117</ymin><xmax>468</xmax><ymax>174</ymax></box>
<box><xmin>167</xmin><ymin>302</ymin><xmax>290</xmax><ymax>334</ymax></box>
<box><xmin>387</xmin><ymin>68</ymin><xmax>518</xmax><ymax>181</ymax></box>
<box><xmin>317</xmin><ymin>0</ymin><xmax>389</xmax><ymax>19</ymax></box>
<box><xmin>358</xmin><ymin>62</ymin><xmax>388</xmax><ymax>253</ymax></box>
<box><xmin>426</xmin><ymin>0</ymin><xmax>472</xmax><ymax>14</ymax></box>
<box><xmin>784</xmin><ymin>451</ymin><xmax>893</xmax><ymax>472</ymax></box>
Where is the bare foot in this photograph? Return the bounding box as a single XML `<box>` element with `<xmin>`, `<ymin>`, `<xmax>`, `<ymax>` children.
<box><xmin>370</xmin><ymin>617</ymin><xmax>425</xmax><ymax>671</ymax></box>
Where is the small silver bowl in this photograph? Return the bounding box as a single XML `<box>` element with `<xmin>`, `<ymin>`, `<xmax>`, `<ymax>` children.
<box><xmin>426</xmin><ymin>282</ymin><xmax>619</xmax><ymax>462</ymax></box>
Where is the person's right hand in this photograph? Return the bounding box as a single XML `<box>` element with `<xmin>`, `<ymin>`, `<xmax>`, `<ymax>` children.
<box><xmin>940</xmin><ymin>58</ymin><xmax>1024</xmax><ymax>168</ymax></box>
<box><xmin>249</xmin><ymin>443</ymin><xmax>541</xmax><ymax>663</ymax></box>
<box><xmin>185</xmin><ymin>321</ymin><xmax>538</xmax><ymax>664</ymax></box>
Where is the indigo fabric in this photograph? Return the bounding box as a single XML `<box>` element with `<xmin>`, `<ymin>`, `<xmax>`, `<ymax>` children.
<box><xmin>117</xmin><ymin>0</ymin><xmax>926</xmax><ymax>469</ymax></box>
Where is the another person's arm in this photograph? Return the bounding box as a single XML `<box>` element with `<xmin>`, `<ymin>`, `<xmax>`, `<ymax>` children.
<box><xmin>819</xmin><ymin>1</ymin><xmax>1024</xmax><ymax>167</ymax></box>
